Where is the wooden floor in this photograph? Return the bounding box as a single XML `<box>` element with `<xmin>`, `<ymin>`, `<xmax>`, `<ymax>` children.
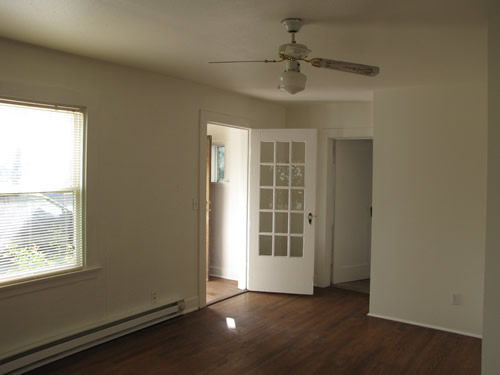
<box><xmin>334</xmin><ymin>279</ymin><xmax>370</xmax><ymax>294</ymax></box>
<box><xmin>27</xmin><ymin>287</ymin><xmax>481</xmax><ymax>375</ymax></box>
<box><xmin>206</xmin><ymin>276</ymin><xmax>245</xmax><ymax>305</ymax></box>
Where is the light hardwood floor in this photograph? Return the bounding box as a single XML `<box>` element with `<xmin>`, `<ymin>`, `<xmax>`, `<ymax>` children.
<box><xmin>27</xmin><ymin>287</ymin><xmax>481</xmax><ymax>375</ymax></box>
<box><xmin>206</xmin><ymin>276</ymin><xmax>245</xmax><ymax>305</ymax></box>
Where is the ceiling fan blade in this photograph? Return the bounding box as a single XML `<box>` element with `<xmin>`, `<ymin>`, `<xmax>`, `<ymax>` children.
<box><xmin>209</xmin><ymin>59</ymin><xmax>282</xmax><ymax>64</ymax></box>
<box><xmin>309</xmin><ymin>58</ymin><xmax>380</xmax><ymax>77</ymax></box>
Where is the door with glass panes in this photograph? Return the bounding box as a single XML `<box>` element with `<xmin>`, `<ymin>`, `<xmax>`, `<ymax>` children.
<box><xmin>248</xmin><ymin>129</ymin><xmax>317</xmax><ymax>295</ymax></box>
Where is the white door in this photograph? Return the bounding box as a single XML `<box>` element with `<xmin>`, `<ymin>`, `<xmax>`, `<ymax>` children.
<box><xmin>332</xmin><ymin>140</ymin><xmax>373</xmax><ymax>284</ymax></box>
<box><xmin>248</xmin><ymin>129</ymin><xmax>317</xmax><ymax>295</ymax></box>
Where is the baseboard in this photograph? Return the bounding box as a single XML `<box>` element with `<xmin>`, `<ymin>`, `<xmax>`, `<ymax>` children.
<box><xmin>367</xmin><ymin>313</ymin><xmax>482</xmax><ymax>339</ymax></box>
<box><xmin>209</xmin><ymin>266</ymin><xmax>237</xmax><ymax>281</ymax></box>
<box><xmin>1</xmin><ymin>299</ymin><xmax>192</xmax><ymax>374</ymax></box>
<box><xmin>183</xmin><ymin>296</ymin><xmax>199</xmax><ymax>314</ymax></box>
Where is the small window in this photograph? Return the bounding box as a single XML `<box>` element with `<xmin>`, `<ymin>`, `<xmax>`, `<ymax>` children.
<box><xmin>0</xmin><ymin>99</ymin><xmax>85</xmax><ymax>285</ymax></box>
<box><xmin>211</xmin><ymin>144</ymin><xmax>225</xmax><ymax>183</ymax></box>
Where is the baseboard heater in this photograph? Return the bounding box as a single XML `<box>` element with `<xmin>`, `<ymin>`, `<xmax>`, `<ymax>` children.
<box><xmin>1</xmin><ymin>299</ymin><xmax>186</xmax><ymax>374</ymax></box>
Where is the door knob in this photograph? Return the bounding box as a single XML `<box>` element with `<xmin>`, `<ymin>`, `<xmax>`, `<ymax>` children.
<box><xmin>308</xmin><ymin>213</ymin><xmax>314</xmax><ymax>225</ymax></box>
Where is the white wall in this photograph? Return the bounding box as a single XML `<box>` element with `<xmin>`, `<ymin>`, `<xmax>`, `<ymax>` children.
<box><xmin>0</xmin><ymin>38</ymin><xmax>284</xmax><ymax>360</ymax></box>
<box><xmin>285</xmin><ymin>102</ymin><xmax>374</xmax><ymax>287</ymax></box>
<box><xmin>482</xmin><ymin>4</ymin><xmax>500</xmax><ymax>373</ymax></box>
<box><xmin>332</xmin><ymin>140</ymin><xmax>373</xmax><ymax>284</ymax></box>
<box><xmin>207</xmin><ymin>124</ymin><xmax>248</xmax><ymax>281</ymax></box>
<box><xmin>370</xmin><ymin>83</ymin><xmax>487</xmax><ymax>336</ymax></box>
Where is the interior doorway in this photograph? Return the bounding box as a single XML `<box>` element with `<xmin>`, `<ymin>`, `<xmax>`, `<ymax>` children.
<box><xmin>331</xmin><ymin>140</ymin><xmax>373</xmax><ymax>294</ymax></box>
<box><xmin>206</xmin><ymin>123</ymin><xmax>248</xmax><ymax>304</ymax></box>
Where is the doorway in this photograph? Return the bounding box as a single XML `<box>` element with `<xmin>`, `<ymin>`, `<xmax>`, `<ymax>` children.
<box><xmin>331</xmin><ymin>140</ymin><xmax>373</xmax><ymax>294</ymax></box>
<box><xmin>206</xmin><ymin>123</ymin><xmax>248</xmax><ymax>304</ymax></box>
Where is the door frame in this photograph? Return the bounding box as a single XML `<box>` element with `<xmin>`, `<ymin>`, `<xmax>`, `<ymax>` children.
<box><xmin>330</xmin><ymin>139</ymin><xmax>373</xmax><ymax>285</ymax></box>
<box><xmin>313</xmin><ymin>128</ymin><xmax>374</xmax><ymax>288</ymax></box>
<box><xmin>198</xmin><ymin>110</ymin><xmax>251</xmax><ymax>308</ymax></box>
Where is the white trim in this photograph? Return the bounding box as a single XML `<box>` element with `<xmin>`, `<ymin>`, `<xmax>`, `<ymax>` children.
<box><xmin>367</xmin><ymin>313</ymin><xmax>482</xmax><ymax>339</ymax></box>
<box><xmin>314</xmin><ymin>127</ymin><xmax>374</xmax><ymax>288</ymax></box>
<box><xmin>183</xmin><ymin>296</ymin><xmax>199</xmax><ymax>314</ymax></box>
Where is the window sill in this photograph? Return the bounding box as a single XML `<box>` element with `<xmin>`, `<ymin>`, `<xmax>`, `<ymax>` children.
<box><xmin>0</xmin><ymin>267</ymin><xmax>102</xmax><ymax>300</ymax></box>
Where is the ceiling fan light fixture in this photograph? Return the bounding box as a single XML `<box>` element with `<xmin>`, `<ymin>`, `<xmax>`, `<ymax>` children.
<box><xmin>210</xmin><ymin>17</ymin><xmax>380</xmax><ymax>95</ymax></box>
<box><xmin>279</xmin><ymin>70</ymin><xmax>307</xmax><ymax>94</ymax></box>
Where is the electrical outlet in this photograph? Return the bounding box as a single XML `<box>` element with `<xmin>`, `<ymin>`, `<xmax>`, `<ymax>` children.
<box><xmin>451</xmin><ymin>293</ymin><xmax>463</xmax><ymax>306</ymax></box>
<box><xmin>151</xmin><ymin>292</ymin><xmax>157</xmax><ymax>305</ymax></box>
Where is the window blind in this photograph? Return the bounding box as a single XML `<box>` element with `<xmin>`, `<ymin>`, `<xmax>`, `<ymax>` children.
<box><xmin>0</xmin><ymin>99</ymin><xmax>84</xmax><ymax>284</ymax></box>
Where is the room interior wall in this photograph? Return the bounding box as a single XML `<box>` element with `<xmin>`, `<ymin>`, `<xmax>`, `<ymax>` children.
<box><xmin>370</xmin><ymin>83</ymin><xmax>487</xmax><ymax>336</ymax></box>
<box><xmin>482</xmin><ymin>4</ymin><xmax>500</xmax><ymax>373</ymax></box>
<box><xmin>0</xmin><ymin>38</ymin><xmax>285</xmax><ymax>359</ymax></box>
<box><xmin>332</xmin><ymin>140</ymin><xmax>373</xmax><ymax>284</ymax></box>
<box><xmin>207</xmin><ymin>124</ymin><xmax>248</xmax><ymax>281</ymax></box>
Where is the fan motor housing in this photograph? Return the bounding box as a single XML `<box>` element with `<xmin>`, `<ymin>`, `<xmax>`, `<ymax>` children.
<box><xmin>279</xmin><ymin>43</ymin><xmax>311</xmax><ymax>59</ymax></box>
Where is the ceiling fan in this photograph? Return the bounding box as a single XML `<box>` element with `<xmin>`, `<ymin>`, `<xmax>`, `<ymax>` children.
<box><xmin>209</xmin><ymin>18</ymin><xmax>380</xmax><ymax>94</ymax></box>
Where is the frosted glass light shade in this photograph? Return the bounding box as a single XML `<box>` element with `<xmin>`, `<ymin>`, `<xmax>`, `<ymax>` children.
<box><xmin>278</xmin><ymin>71</ymin><xmax>307</xmax><ymax>94</ymax></box>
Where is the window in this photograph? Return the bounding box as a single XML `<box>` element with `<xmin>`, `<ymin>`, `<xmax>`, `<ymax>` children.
<box><xmin>0</xmin><ymin>99</ymin><xmax>85</xmax><ymax>285</ymax></box>
<box><xmin>211</xmin><ymin>144</ymin><xmax>225</xmax><ymax>183</ymax></box>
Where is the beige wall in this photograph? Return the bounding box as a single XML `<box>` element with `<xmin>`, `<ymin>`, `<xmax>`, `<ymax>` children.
<box><xmin>370</xmin><ymin>83</ymin><xmax>487</xmax><ymax>336</ymax></box>
<box><xmin>482</xmin><ymin>5</ymin><xmax>500</xmax><ymax>373</ymax></box>
<box><xmin>285</xmin><ymin>102</ymin><xmax>373</xmax><ymax>129</ymax></box>
<box><xmin>0</xmin><ymin>38</ymin><xmax>284</xmax><ymax>358</ymax></box>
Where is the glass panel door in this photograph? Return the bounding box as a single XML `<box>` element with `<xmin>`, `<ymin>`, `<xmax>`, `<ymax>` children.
<box><xmin>248</xmin><ymin>129</ymin><xmax>317</xmax><ymax>295</ymax></box>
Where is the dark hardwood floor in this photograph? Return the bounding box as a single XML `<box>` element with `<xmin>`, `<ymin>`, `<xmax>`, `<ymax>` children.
<box><xmin>206</xmin><ymin>276</ymin><xmax>245</xmax><ymax>305</ymax></box>
<box><xmin>27</xmin><ymin>287</ymin><xmax>481</xmax><ymax>375</ymax></box>
<box><xmin>334</xmin><ymin>278</ymin><xmax>370</xmax><ymax>294</ymax></box>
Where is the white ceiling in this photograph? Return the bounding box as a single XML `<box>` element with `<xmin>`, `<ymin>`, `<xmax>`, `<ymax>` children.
<box><xmin>0</xmin><ymin>0</ymin><xmax>488</xmax><ymax>102</ymax></box>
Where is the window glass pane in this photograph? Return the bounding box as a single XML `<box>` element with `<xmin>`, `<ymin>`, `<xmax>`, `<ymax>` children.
<box><xmin>276</xmin><ymin>142</ymin><xmax>289</xmax><ymax>164</ymax></box>
<box><xmin>260</xmin><ymin>142</ymin><xmax>274</xmax><ymax>163</ymax></box>
<box><xmin>260</xmin><ymin>165</ymin><xmax>274</xmax><ymax>187</ymax></box>
<box><xmin>0</xmin><ymin>192</ymin><xmax>76</xmax><ymax>267</ymax></box>
<box><xmin>274</xmin><ymin>212</ymin><xmax>288</xmax><ymax>234</ymax></box>
<box><xmin>0</xmin><ymin>104</ymin><xmax>81</xmax><ymax>193</ymax></box>
<box><xmin>216</xmin><ymin>146</ymin><xmax>225</xmax><ymax>182</ymax></box>
<box><xmin>290</xmin><ymin>213</ymin><xmax>304</xmax><ymax>234</ymax></box>
<box><xmin>259</xmin><ymin>212</ymin><xmax>272</xmax><ymax>233</ymax></box>
<box><xmin>260</xmin><ymin>189</ymin><xmax>273</xmax><ymax>210</ymax></box>
<box><xmin>274</xmin><ymin>236</ymin><xmax>288</xmax><ymax>256</ymax></box>
<box><xmin>291</xmin><ymin>189</ymin><xmax>304</xmax><ymax>211</ymax></box>
<box><xmin>275</xmin><ymin>189</ymin><xmax>289</xmax><ymax>210</ymax></box>
<box><xmin>290</xmin><ymin>237</ymin><xmax>303</xmax><ymax>257</ymax></box>
<box><xmin>276</xmin><ymin>166</ymin><xmax>289</xmax><ymax>187</ymax></box>
<box><xmin>291</xmin><ymin>142</ymin><xmax>305</xmax><ymax>163</ymax></box>
<box><xmin>291</xmin><ymin>165</ymin><xmax>305</xmax><ymax>187</ymax></box>
<box><xmin>259</xmin><ymin>235</ymin><xmax>272</xmax><ymax>256</ymax></box>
